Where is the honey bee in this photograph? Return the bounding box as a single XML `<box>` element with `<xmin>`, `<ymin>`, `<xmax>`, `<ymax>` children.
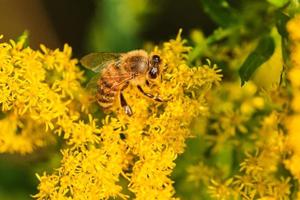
<box><xmin>80</xmin><ymin>50</ymin><xmax>165</xmax><ymax>116</ymax></box>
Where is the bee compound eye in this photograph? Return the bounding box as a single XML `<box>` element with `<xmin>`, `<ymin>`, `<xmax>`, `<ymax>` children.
<box><xmin>152</xmin><ymin>55</ymin><xmax>161</xmax><ymax>63</ymax></box>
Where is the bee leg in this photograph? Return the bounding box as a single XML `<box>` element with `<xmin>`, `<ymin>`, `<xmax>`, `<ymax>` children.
<box><xmin>146</xmin><ymin>80</ymin><xmax>150</xmax><ymax>86</ymax></box>
<box><xmin>120</xmin><ymin>92</ymin><xmax>133</xmax><ymax>116</ymax></box>
<box><xmin>137</xmin><ymin>85</ymin><xmax>165</xmax><ymax>102</ymax></box>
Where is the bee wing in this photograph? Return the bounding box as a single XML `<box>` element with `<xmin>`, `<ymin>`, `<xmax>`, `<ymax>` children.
<box><xmin>85</xmin><ymin>73</ymin><xmax>101</xmax><ymax>96</ymax></box>
<box><xmin>80</xmin><ymin>52</ymin><xmax>122</xmax><ymax>73</ymax></box>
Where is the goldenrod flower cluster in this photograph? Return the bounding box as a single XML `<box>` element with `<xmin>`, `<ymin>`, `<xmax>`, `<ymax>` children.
<box><xmin>186</xmin><ymin>22</ymin><xmax>297</xmax><ymax>199</ymax></box>
<box><xmin>285</xmin><ymin>14</ymin><xmax>300</xmax><ymax>194</ymax></box>
<box><xmin>0</xmin><ymin>32</ymin><xmax>221</xmax><ymax>199</ymax></box>
<box><xmin>0</xmin><ymin>34</ymin><xmax>92</xmax><ymax>154</ymax></box>
<box><xmin>197</xmin><ymin>81</ymin><xmax>291</xmax><ymax>199</ymax></box>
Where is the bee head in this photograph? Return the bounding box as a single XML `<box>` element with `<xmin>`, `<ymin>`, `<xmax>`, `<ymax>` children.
<box><xmin>148</xmin><ymin>55</ymin><xmax>161</xmax><ymax>79</ymax></box>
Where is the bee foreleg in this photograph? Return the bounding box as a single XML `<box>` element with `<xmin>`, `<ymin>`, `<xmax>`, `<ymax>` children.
<box><xmin>120</xmin><ymin>93</ymin><xmax>133</xmax><ymax>116</ymax></box>
<box><xmin>137</xmin><ymin>85</ymin><xmax>165</xmax><ymax>102</ymax></box>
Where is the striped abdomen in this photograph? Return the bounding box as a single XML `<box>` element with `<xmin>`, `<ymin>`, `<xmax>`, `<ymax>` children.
<box><xmin>96</xmin><ymin>65</ymin><xmax>128</xmax><ymax>109</ymax></box>
<box><xmin>96</xmin><ymin>79</ymin><xmax>117</xmax><ymax>109</ymax></box>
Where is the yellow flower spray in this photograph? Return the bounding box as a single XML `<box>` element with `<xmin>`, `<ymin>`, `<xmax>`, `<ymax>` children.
<box><xmin>0</xmin><ymin>34</ymin><xmax>91</xmax><ymax>154</ymax></box>
<box><xmin>285</xmin><ymin>14</ymin><xmax>300</xmax><ymax>198</ymax></box>
<box><xmin>188</xmin><ymin>14</ymin><xmax>300</xmax><ymax>199</ymax></box>
<box><xmin>0</xmin><ymin>32</ymin><xmax>221</xmax><ymax>199</ymax></box>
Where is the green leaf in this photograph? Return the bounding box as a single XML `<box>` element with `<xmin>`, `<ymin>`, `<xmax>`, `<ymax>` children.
<box><xmin>239</xmin><ymin>36</ymin><xmax>275</xmax><ymax>86</ymax></box>
<box><xmin>276</xmin><ymin>12</ymin><xmax>290</xmax><ymax>38</ymax></box>
<box><xmin>276</xmin><ymin>12</ymin><xmax>290</xmax><ymax>65</ymax></box>
<box><xmin>200</xmin><ymin>0</ymin><xmax>239</xmax><ymax>27</ymax></box>
<box><xmin>267</xmin><ymin>0</ymin><xmax>289</xmax><ymax>7</ymax></box>
<box><xmin>16</xmin><ymin>30</ymin><xmax>29</xmax><ymax>47</ymax></box>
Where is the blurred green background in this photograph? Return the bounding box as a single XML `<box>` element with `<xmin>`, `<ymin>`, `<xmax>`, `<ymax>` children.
<box><xmin>0</xmin><ymin>0</ymin><xmax>216</xmax><ymax>55</ymax></box>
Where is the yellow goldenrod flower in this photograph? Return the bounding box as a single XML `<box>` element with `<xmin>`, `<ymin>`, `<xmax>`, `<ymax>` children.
<box><xmin>32</xmin><ymin>31</ymin><xmax>222</xmax><ymax>199</ymax></box>
<box><xmin>195</xmin><ymin>64</ymin><xmax>290</xmax><ymax>199</ymax></box>
<box><xmin>285</xmin><ymin>14</ymin><xmax>300</xmax><ymax>182</ymax></box>
<box><xmin>287</xmin><ymin>14</ymin><xmax>300</xmax><ymax>41</ymax></box>
<box><xmin>187</xmin><ymin>162</ymin><xmax>215</xmax><ymax>187</ymax></box>
<box><xmin>208</xmin><ymin>178</ymin><xmax>237</xmax><ymax>200</ymax></box>
<box><xmin>0</xmin><ymin>35</ymin><xmax>91</xmax><ymax>154</ymax></box>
